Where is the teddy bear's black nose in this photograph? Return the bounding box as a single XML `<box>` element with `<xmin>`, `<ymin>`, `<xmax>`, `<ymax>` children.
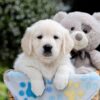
<box><xmin>75</xmin><ymin>33</ymin><xmax>83</xmax><ymax>41</ymax></box>
<box><xmin>43</xmin><ymin>44</ymin><xmax>52</xmax><ymax>54</ymax></box>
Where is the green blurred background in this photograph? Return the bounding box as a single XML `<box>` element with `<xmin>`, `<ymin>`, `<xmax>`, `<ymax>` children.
<box><xmin>0</xmin><ymin>0</ymin><xmax>100</xmax><ymax>99</ymax></box>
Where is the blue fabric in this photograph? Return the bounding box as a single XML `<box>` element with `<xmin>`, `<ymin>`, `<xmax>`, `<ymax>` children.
<box><xmin>4</xmin><ymin>70</ymin><xmax>100</xmax><ymax>100</ymax></box>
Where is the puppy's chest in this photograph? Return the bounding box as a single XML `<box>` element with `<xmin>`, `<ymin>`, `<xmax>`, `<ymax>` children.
<box><xmin>40</xmin><ymin>65</ymin><xmax>58</xmax><ymax>80</ymax></box>
<box><xmin>27</xmin><ymin>57</ymin><xmax>58</xmax><ymax>80</ymax></box>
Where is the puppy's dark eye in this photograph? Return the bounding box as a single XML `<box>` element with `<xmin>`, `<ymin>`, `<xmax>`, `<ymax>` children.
<box><xmin>71</xmin><ymin>27</ymin><xmax>75</xmax><ymax>31</ymax></box>
<box><xmin>37</xmin><ymin>35</ymin><xmax>43</xmax><ymax>39</ymax></box>
<box><xmin>54</xmin><ymin>35</ymin><xmax>59</xmax><ymax>39</ymax></box>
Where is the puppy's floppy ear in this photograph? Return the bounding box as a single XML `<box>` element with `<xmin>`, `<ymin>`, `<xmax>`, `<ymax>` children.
<box><xmin>21</xmin><ymin>27</ymin><xmax>33</xmax><ymax>56</ymax></box>
<box><xmin>62</xmin><ymin>30</ymin><xmax>74</xmax><ymax>54</ymax></box>
<box><xmin>53</xmin><ymin>11</ymin><xmax>67</xmax><ymax>23</ymax></box>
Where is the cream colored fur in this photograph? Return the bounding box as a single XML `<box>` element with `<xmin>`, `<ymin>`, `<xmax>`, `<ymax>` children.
<box><xmin>14</xmin><ymin>19</ymin><xmax>75</xmax><ymax>96</ymax></box>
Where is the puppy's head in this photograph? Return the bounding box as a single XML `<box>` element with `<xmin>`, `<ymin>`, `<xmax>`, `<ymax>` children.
<box><xmin>21</xmin><ymin>19</ymin><xmax>74</xmax><ymax>63</ymax></box>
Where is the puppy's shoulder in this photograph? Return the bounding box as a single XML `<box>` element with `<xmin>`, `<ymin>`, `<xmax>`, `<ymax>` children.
<box><xmin>13</xmin><ymin>53</ymin><xmax>36</xmax><ymax>68</ymax></box>
<box><xmin>63</xmin><ymin>54</ymin><xmax>71</xmax><ymax>62</ymax></box>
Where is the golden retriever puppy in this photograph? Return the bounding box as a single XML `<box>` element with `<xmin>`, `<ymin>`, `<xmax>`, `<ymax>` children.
<box><xmin>14</xmin><ymin>19</ymin><xmax>75</xmax><ymax>96</ymax></box>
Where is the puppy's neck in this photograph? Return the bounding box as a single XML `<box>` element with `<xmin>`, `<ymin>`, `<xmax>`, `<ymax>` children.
<box><xmin>33</xmin><ymin>53</ymin><xmax>64</xmax><ymax>68</ymax></box>
<box><xmin>43</xmin><ymin>54</ymin><xmax>64</xmax><ymax>68</ymax></box>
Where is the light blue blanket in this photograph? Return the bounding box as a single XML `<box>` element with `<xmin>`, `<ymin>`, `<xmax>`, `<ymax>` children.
<box><xmin>4</xmin><ymin>70</ymin><xmax>100</xmax><ymax>100</ymax></box>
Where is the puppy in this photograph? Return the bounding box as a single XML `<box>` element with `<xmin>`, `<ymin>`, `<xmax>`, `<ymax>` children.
<box><xmin>14</xmin><ymin>19</ymin><xmax>75</xmax><ymax>96</ymax></box>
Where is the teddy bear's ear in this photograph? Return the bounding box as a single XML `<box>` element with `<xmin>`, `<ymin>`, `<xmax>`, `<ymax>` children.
<box><xmin>53</xmin><ymin>11</ymin><xmax>67</xmax><ymax>23</ymax></box>
<box><xmin>93</xmin><ymin>12</ymin><xmax>100</xmax><ymax>22</ymax></box>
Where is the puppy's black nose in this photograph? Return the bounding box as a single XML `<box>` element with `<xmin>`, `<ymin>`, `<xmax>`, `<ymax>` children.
<box><xmin>43</xmin><ymin>44</ymin><xmax>52</xmax><ymax>52</ymax></box>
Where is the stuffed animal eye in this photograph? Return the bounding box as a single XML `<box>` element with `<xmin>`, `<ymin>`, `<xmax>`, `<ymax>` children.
<box><xmin>83</xmin><ymin>29</ymin><xmax>88</xmax><ymax>33</ymax></box>
<box><xmin>71</xmin><ymin>27</ymin><xmax>75</xmax><ymax>31</ymax></box>
<box><xmin>81</xmin><ymin>23</ymin><xmax>92</xmax><ymax>34</ymax></box>
<box><xmin>54</xmin><ymin>35</ymin><xmax>59</xmax><ymax>39</ymax></box>
<box><xmin>37</xmin><ymin>35</ymin><xmax>43</xmax><ymax>39</ymax></box>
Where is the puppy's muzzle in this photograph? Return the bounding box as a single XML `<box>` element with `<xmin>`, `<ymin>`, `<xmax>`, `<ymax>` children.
<box><xmin>43</xmin><ymin>44</ymin><xmax>52</xmax><ymax>57</ymax></box>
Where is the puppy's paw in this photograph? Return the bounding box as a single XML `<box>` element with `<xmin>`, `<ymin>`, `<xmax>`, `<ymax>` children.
<box><xmin>53</xmin><ymin>75</ymin><xmax>69</xmax><ymax>90</ymax></box>
<box><xmin>31</xmin><ymin>80</ymin><xmax>45</xmax><ymax>96</ymax></box>
<box><xmin>76</xmin><ymin>66</ymin><xmax>95</xmax><ymax>74</ymax></box>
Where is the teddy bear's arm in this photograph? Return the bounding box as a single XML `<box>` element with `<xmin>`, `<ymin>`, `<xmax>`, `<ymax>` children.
<box><xmin>89</xmin><ymin>50</ymin><xmax>100</xmax><ymax>69</ymax></box>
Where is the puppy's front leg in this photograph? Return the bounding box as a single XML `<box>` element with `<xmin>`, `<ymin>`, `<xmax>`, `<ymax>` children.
<box><xmin>53</xmin><ymin>67</ymin><xmax>71</xmax><ymax>90</ymax></box>
<box><xmin>14</xmin><ymin>66</ymin><xmax>45</xmax><ymax>96</ymax></box>
<box><xmin>53</xmin><ymin>62</ymin><xmax>74</xmax><ymax>90</ymax></box>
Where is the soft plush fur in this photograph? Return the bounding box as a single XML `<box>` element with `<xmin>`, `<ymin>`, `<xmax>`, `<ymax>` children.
<box><xmin>14</xmin><ymin>19</ymin><xmax>75</xmax><ymax>96</ymax></box>
<box><xmin>53</xmin><ymin>11</ymin><xmax>100</xmax><ymax>74</ymax></box>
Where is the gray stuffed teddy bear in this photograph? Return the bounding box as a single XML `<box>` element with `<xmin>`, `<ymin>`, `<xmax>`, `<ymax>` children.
<box><xmin>53</xmin><ymin>11</ymin><xmax>100</xmax><ymax>74</ymax></box>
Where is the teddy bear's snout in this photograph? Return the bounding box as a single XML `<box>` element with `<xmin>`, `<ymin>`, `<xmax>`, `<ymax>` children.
<box><xmin>75</xmin><ymin>33</ymin><xmax>83</xmax><ymax>41</ymax></box>
<box><xmin>71</xmin><ymin>31</ymin><xmax>88</xmax><ymax>50</ymax></box>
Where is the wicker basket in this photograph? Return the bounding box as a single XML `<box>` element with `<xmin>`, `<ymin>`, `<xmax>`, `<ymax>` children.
<box><xmin>92</xmin><ymin>92</ymin><xmax>100</xmax><ymax>100</ymax></box>
<box><xmin>8</xmin><ymin>71</ymin><xmax>100</xmax><ymax>100</ymax></box>
<box><xmin>8</xmin><ymin>91</ymin><xmax>14</xmax><ymax>100</ymax></box>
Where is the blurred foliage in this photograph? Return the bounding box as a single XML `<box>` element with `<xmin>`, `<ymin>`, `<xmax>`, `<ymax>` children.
<box><xmin>0</xmin><ymin>65</ymin><xmax>8</xmax><ymax>81</ymax></box>
<box><xmin>0</xmin><ymin>0</ymin><xmax>67</xmax><ymax>67</ymax></box>
<box><xmin>0</xmin><ymin>82</ymin><xmax>8</xmax><ymax>100</ymax></box>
